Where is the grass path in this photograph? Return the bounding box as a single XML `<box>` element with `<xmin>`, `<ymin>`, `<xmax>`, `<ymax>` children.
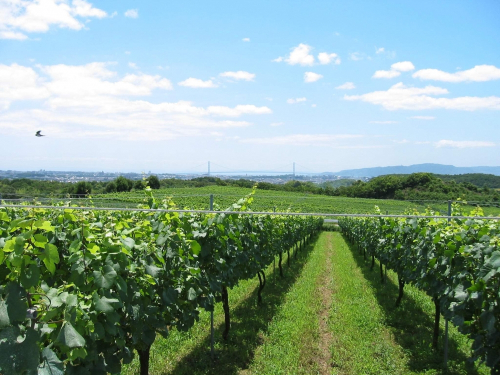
<box><xmin>243</xmin><ymin>231</ymin><xmax>335</xmax><ymax>374</ymax></box>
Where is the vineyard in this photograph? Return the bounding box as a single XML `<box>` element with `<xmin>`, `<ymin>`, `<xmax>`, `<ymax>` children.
<box><xmin>339</xmin><ymin>204</ymin><xmax>500</xmax><ymax>373</ymax></box>
<box><xmin>0</xmin><ymin>188</ymin><xmax>322</xmax><ymax>374</ymax></box>
<box><xmin>9</xmin><ymin>185</ymin><xmax>500</xmax><ymax>216</ymax></box>
<box><xmin>1</xmin><ymin>188</ymin><xmax>500</xmax><ymax>374</ymax></box>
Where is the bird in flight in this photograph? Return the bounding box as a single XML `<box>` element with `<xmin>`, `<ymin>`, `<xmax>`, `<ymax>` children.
<box><xmin>35</xmin><ymin>130</ymin><xmax>45</xmax><ymax>137</ymax></box>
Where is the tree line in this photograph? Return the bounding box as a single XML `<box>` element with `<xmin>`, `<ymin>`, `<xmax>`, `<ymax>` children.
<box><xmin>1</xmin><ymin>173</ymin><xmax>499</xmax><ymax>203</ymax></box>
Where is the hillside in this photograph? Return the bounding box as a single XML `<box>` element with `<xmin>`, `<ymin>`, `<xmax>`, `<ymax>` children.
<box><xmin>331</xmin><ymin>163</ymin><xmax>500</xmax><ymax>177</ymax></box>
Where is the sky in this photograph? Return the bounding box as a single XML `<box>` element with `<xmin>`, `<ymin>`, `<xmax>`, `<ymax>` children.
<box><xmin>0</xmin><ymin>0</ymin><xmax>499</xmax><ymax>174</ymax></box>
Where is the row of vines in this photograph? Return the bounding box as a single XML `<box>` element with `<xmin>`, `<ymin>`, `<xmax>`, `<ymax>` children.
<box><xmin>0</xmin><ymin>188</ymin><xmax>323</xmax><ymax>375</ymax></box>
<box><xmin>339</xmin><ymin>204</ymin><xmax>500</xmax><ymax>373</ymax></box>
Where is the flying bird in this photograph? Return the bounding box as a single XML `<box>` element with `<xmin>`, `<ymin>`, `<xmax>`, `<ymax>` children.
<box><xmin>35</xmin><ymin>130</ymin><xmax>45</xmax><ymax>137</ymax></box>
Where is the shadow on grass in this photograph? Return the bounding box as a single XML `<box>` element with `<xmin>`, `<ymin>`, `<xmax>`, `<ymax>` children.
<box><xmin>342</xmin><ymin>235</ymin><xmax>483</xmax><ymax>375</ymax></box>
<box><xmin>162</xmin><ymin>235</ymin><xmax>320</xmax><ymax>375</ymax></box>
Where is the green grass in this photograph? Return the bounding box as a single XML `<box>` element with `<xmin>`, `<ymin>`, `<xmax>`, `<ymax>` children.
<box><xmin>244</xmin><ymin>232</ymin><xmax>334</xmax><ymax>374</ymax></box>
<box><xmin>330</xmin><ymin>232</ymin><xmax>489</xmax><ymax>375</ymax></box>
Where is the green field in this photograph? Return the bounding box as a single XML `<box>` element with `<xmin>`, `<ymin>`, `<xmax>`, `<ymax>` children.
<box><xmin>61</xmin><ymin>186</ymin><xmax>500</xmax><ymax>216</ymax></box>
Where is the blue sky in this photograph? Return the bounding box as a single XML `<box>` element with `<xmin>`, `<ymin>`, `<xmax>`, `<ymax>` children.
<box><xmin>0</xmin><ymin>0</ymin><xmax>499</xmax><ymax>173</ymax></box>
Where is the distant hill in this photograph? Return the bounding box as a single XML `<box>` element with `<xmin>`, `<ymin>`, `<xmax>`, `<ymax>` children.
<box><xmin>330</xmin><ymin>164</ymin><xmax>500</xmax><ymax>178</ymax></box>
<box><xmin>436</xmin><ymin>173</ymin><xmax>500</xmax><ymax>189</ymax></box>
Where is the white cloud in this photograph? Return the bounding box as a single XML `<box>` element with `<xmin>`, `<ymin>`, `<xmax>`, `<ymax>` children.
<box><xmin>304</xmin><ymin>72</ymin><xmax>323</xmax><ymax>83</ymax></box>
<box><xmin>0</xmin><ymin>64</ymin><xmax>50</xmax><ymax>108</ymax></box>
<box><xmin>311</xmin><ymin>104</ymin><xmax>317</xmax><ymax>107</ymax></box>
<box><xmin>71</xmin><ymin>0</ymin><xmax>107</xmax><ymax>18</ymax></box>
<box><xmin>336</xmin><ymin>82</ymin><xmax>355</xmax><ymax>90</ymax></box>
<box><xmin>394</xmin><ymin>139</ymin><xmax>410</xmax><ymax>144</ymax></box>
<box><xmin>0</xmin><ymin>30</ymin><xmax>28</xmax><ymax>40</ymax></box>
<box><xmin>318</xmin><ymin>52</ymin><xmax>341</xmax><ymax>65</ymax></box>
<box><xmin>373</xmin><ymin>61</ymin><xmax>414</xmax><ymax>79</ymax></box>
<box><xmin>0</xmin><ymin>0</ymin><xmax>107</xmax><ymax>39</ymax></box>
<box><xmin>206</xmin><ymin>105</ymin><xmax>272</xmax><ymax>117</ymax></box>
<box><xmin>270</xmin><ymin>122</ymin><xmax>284</xmax><ymax>127</ymax></box>
<box><xmin>128</xmin><ymin>62</ymin><xmax>138</xmax><ymax>69</ymax></box>
<box><xmin>0</xmin><ymin>62</ymin><xmax>272</xmax><ymax>141</ymax></box>
<box><xmin>391</xmin><ymin>61</ymin><xmax>415</xmax><ymax>72</ymax></box>
<box><xmin>345</xmin><ymin>82</ymin><xmax>500</xmax><ymax>111</ymax></box>
<box><xmin>349</xmin><ymin>52</ymin><xmax>363</xmax><ymax>61</ymax></box>
<box><xmin>411</xmin><ymin>116</ymin><xmax>435</xmax><ymax>120</ymax></box>
<box><xmin>274</xmin><ymin>43</ymin><xmax>315</xmax><ymax>66</ymax></box>
<box><xmin>287</xmin><ymin>97</ymin><xmax>307</xmax><ymax>104</ymax></box>
<box><xmin>265</xmin><ymin>97</ymin><xmax>273</xmax><ymax>101</ymax></box>
<box><xmin>413</xmin><ymin>65</ymin><xmax>500</xmax><ymax>82</ymax></box>
<box><xmin>435</xmin><ymin>140</ymin><xmax>496</xmax><ymax>148</ymax></box>
<box><xmin>124</xmin><ymin>9</ymin><xmax>138</xmax><ymax>18</ymax></box>
<box><xmin>369</xmin><ymin>121</ymin><xmax>398</xmax><ymax>124</ymax></box>
<box><xmin>373</xmin><ymin>70</ymin><xmax>401</xmax><ymax>79</ymax></box>
<box><xmin>178</xmin><ymin>78</ymin><xmax>218</xmax><ymax>88</ymax></box>
<box><xmin>242</xmin><ymin>37</ymin><xmax>250</xmax><ymax>42</ymax></box>
<box><xmin>240</xmin><ymin>134</ymin><xmax>362</xmax><ymax>146</ymax></box>
<box><xmin>219</xmin><ymin>71</ymin><xmax>255</xmax><ymax>81</ymax></box>
<box><xmin>376</xmin><ymin>47</ymin><xmax>385</xmax><ymax>54</ymax></box>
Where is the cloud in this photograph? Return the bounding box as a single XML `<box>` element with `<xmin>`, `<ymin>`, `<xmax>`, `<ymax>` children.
<box><xmin>435</xmin><ymin>140</ymin><xmax>496</xmax><ymax>148</ymax></box>
<box><xmin>318</xmin><ymin>52</ymin><xmax>341</xmax><ymax>65</ymax></box>
<box><xmin>345</xmin><ymin>82</ymin><xmax>500</xmax><ymax>111</ymax></box>
<box><xmin>124</xmin><ymin>9</ymin><xmax>138</xmax><ymax>18</ymax></box>
<box><xmin>394</xmin><ymin>139</ymin><xmax>410</xmax><ymax>144</ymax></box>
<box><xmin>242</xmin><ymin>37</ymin><xmax>250</xmax><ymax>42</ymax></box>
<box><xmin>0</xmin><ymin>0</ymin><xmax>108</xmax><ymax>39</ymax></box>
<box><xmin>178</xmin><ymin>78</ymin><xmax>218</xmax><ymax>88</ymax></box>
<box><xmin>413</xmin><ymin>65</ymin><xmax>500</xmax><ymax>82</ymax></box>
<box><xmin>240</xmin><ymin>134</ymin><xmax>362</xmax><ymax>146</ymax></box>
<box><xmin>349</xmin><ymin>52</ymin><xmax>363</xmax><ymax>61</ymax></box>
<box><xmin>273</xmin><ymin>43</ymin><xmax>315</xmax><ymax>66</ymax></box>
<box><xmin>287</xmin><ymin>97</ymin><xmax>307</xmax><ymax>104</ymax></box>
<box><xmin>411</xmin><ymin>116</ymin><xmax>435</xmax><ymax>120</ymax></box>
<box><xmin>373</xmin><ymin>61</ymin><xmax>415</xmax><ymax>79</ymax></box>
<box><xmin>369</xmin><ymin>121</ymin><xmax>398</xmax><ymax>124</ymax></box>
<box><xmin>128</xmin><ymin>62</ymin><xmax>138</xmax><ymax>69</ymax></box>
<box><xmin>391</xmin><ymin>61</ymin><xmax>415</xmax><ymax>72</ymax></box>
<box><xmin>219</xmin><ymin>71</ymin><xmax>255</xmax><ymax>81</ymax></box>
<box><xmin>0</xmin><ymin>30</ymin><xmax>28</xmax><ymax>40</ymax></box>
<box><xmin>373</xmin><ymin>70</ymin><xmax>401</xmax><ymax>79</ymax></box>
<box><xmin>311</xmin><ymin>104</ymin><xmax>317</xmax><ymax>107</ymax></box>
<box><xmin>270</xmin><ymin>122</ymin><xmax>284</xmax><ymax>127</ymax></box>
<box><xmin>376</xmin><ymin>47</ymin><xmax>385</xmax><ymax>54</ymax></box>
<box><xmin>206</xmin><ymin>105</ymin><xmax>272</xmax><ymax>117</ymax></box>
<box><xmin>336</xmin><ymin>82</ymin><xmax>355</xmax><ymax>90</ymax></box>
<box><xmin>0</xmin><ymin>62</ymin><xmax>272</xmax><ymax>141</ymax></box>
<box><xmin>0</xmin><ymin>64</ymin><xmax>50</xmax><ymax>108</ymax></box>
<box><xmin>304</xmin><ymin>72</ymin><xmax>323</xmax><ymax>83</ymax></box>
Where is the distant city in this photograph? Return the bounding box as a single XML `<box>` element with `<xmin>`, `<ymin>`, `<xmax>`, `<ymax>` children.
<box><xmin>0</xmin><ymin>169</ymin><xmax>358</xmax><ymax>185</ymax></box>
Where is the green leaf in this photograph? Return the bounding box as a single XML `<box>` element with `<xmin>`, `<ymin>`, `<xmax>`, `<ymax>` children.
<box><xmin>20</xmin><ymin>263</ymin><xmax>40</xmax><ymax>289</ymax></box>
<box><xmin>93</xmin><ymin>265</ymin><xmax>117</xmax><ymax>289</ymax></box>
<box><xmin>5</xmin><ymin>283</ymin><xmax>27</xmax><ymax>325</ymax></box>
<box><xmin>187</xmin><ymin>287</ymin><xmax>197</xmax><ymax>301</ymax></box>
<box><xmin>94</xmin><ymin>296</ymin><xmax>120</xmax><ymax>313</ymax></box>
<box><xmin>190</xmin><ymin>240</ymin><xmax>201</xmax><ymax>255</ymax></box>
<box><xmin>38</xmin><ymin>348</ymin><xmax>64</xmax><ymax>375</ymax></box>
<box><xmin>39</xmin><ymin>243</ymin><xmax>59</xmax><ymax>274</ymax></box>
<box><xmin>120</xmin><ymin>237</ymin><xmax>135</xmax><ymax>251</ymax></box>
<box><xmin>33</xmin><ymin>234</ymin><xmax>48</xmax><ymax>247</ymax></box>
<box><xmin>56</xmin><ymin>322</ymin><xmax>85</xmax><ymax>349</ymax></box>
<box><xmin>0</xmin><ymin>327</ymin><xmax>39</xmax><ymax>375</ymax></box>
